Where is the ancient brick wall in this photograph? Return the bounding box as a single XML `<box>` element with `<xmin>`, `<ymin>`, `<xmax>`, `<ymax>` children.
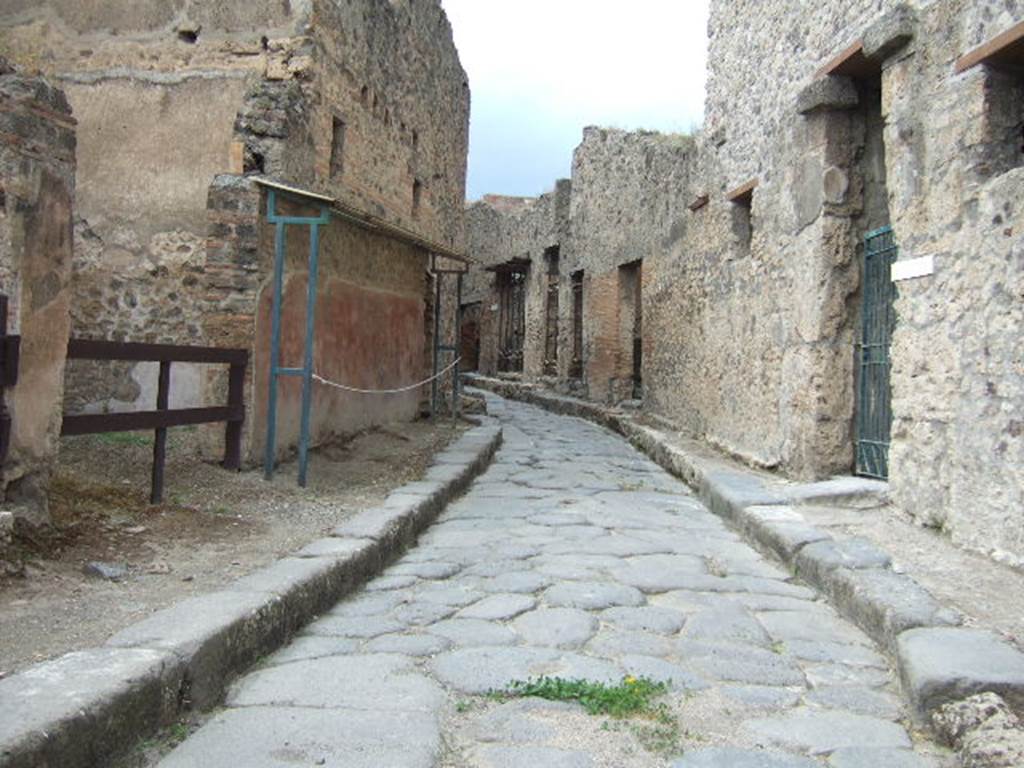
<box><xmin>0</xmin><ymin>62</ymin><xmax>75</xmax><ymax>526</ymax></box>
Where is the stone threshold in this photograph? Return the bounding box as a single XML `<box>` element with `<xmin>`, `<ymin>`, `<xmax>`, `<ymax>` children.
<box><xmin>464</xmin><ymin>375</ymin><xmax>1024</xmax><ymax>729</ymax></box>
<box><xmin>0</xmin><ymin>418</ymin><xmax>504</xmax><ymax>768</ymax></box>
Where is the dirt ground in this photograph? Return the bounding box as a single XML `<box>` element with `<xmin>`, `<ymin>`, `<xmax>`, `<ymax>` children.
<box><xmin>0</xmin><ymin>418</ymin><xmax>468</xmax><ymax>677</ymax></box>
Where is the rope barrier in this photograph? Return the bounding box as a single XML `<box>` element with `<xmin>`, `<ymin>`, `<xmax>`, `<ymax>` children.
<box><xmin>312</xmin><ymin>357</ymin><xmax>462</xmax><ymax>395</ymax></box>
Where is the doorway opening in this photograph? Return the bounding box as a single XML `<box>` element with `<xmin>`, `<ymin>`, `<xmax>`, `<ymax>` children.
<box><xmin>459</xmin><ymin>301</ymin><xmax>481</xmax><ymax>372</ymax></box>
<box><xmin>495</xmin><ymin>261</ymin><xmax>528</xmax><ymax>374</ymax></box>
<box><xmin>852</xmin><ymin>74</ymin><xmax>895</xmax><ymax>479</ymax></box>
<box><xmin>618</xmin><ymin>260</ymin><xmax>643</xmax><ymax>400</ymax></box>
<box><xmin>543</xmin><ymin>246</ymin><xmax>560</xmax><ymax>376</ymax></box>
<box><xmin>570</xmin><ymin>270</ymin><xmax>584</xmax><ymax>380</ymax></box>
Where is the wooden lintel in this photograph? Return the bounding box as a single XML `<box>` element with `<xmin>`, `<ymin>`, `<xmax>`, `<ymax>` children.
<box><xmin>688</xmin><ymin>194</ymin><xmax>710</xmax><ymax>212</ymax></box>
<box><xmin>726</xmin><ymin>179</ymin><xmax>758</xmax><ymax>204</ymax></box>
<box><xmin>955</xmin><ymin>21</ymin><xmax>1024</xmax><ymax>74</ymax></box>
<box><xmin>816</xmin><ymin>40</ymin><xmax>881</xmax><ymax>79</ymax></box>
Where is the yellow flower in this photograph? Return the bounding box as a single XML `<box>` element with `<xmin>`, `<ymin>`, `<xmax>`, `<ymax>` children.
<box><xmin>624</xmin><ymin>676</ymin><xmax>637</xmax><ymax>685</ymax></box>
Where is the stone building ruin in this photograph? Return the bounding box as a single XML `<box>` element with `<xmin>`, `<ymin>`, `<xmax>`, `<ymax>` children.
<box><xmin>465</xmin><ymin>1</ymin><xmax>1024</xmax><ymax>568</ymax></box>
<box><xmin>0</xmin><ymin>0</ymin><xmax>470</xmax><ymax>520</ymax></box>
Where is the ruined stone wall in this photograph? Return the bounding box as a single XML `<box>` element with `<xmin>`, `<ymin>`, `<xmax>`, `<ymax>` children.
<box><xmin>0</xmin><ymin>0</ymin><xmax>469</xmax><ymax>421</ymax></box>
<box><xmin>0</xmin><ymin>62</ymin><xmax>75</xmax><ymax>525</ymax></box>
<box><xmin>0</xmin><ymin>0</ymin><xmax>302</xmax><ymax>412</ymax></box>
<box><xmin>464</xmin><ymin>187</ymin><xmax>568</xmax><ymax>379</ymax></box>
<box><xmin>566</xmin><ymin>129</ymin><xmax>692</xmax><ymax>404</ymax></box>
<box><xmin>308</xmin><ymin>0</ymin><xmax>469</xmax><ymax>249</ymax></box>
<box><xmin>702</xmin><ymin>0</ymin><xmax>1024</xmax><ymax>560</ymax></box>
<box><xmin>465</xmin><ymin>0</ymin><xmax>1024</xmax><ymax>565</ymax></box>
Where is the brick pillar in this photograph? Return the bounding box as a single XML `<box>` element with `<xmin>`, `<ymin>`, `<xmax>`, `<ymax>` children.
<box><xmin>0</xmin><ymin>63</ymin><xmax>76</xmax><ymax>527</ymax></box>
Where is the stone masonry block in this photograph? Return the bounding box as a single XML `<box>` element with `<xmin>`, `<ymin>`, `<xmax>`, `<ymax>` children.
<box><xmin>738</xmin><ymin>506</ymin><xmax>832</xmax><ymax>563</ymax></box>
<box><xmin>106</xmin><ymin>589</ymin><xmax>290</xmax><ymax>710</ymax></box>
<box><xmin>796</xmin><ymin>76</ymin><xmax>859</xmax><ymax>115</ymax></box>
<box><xmin>898</xmin><ymin>628</ymin><xmax>1024</xmax><ymax>719</ymax></box>
<box><xmin>862</xmin><ymin>4</ymin><xmax>917</xmax><ymax>61</ymax></box>
<box><xmin>795</xmin><ymin>538</ymin><xmax>892</xmax><ymax>587</ymax></box>
<box><xmin>227</xmin><ymin>556</ymin><xmax>369</xmax><ymax>631</ymax></box>
<box><xmin>827</xmin><ymin>568</ymin><xmax>961</xmax><ymax>653</ymax></box>
<box><xmin>332</xmin><ymin>505</ymin><xmax>419</xmax><ymax>551</ymax></box>
<box><xmin>0</xmin><ymin>648</ymin><xmax>184</xmax><ymax>768</ymax></box>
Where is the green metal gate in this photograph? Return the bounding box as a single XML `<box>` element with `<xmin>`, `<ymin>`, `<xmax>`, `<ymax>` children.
<box><xmin>856</xmin><ymin>226</ymin><xmax>898</xmax><ymax>479</ymax></box>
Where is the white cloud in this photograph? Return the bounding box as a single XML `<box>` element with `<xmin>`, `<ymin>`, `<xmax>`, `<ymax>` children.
<box><xmin>442</xmin><ymin>0</ymin><xmax>710</xmax><ymax>198</ymax></box>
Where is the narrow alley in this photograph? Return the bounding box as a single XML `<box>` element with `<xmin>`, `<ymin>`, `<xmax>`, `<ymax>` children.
<box><xmin>156</xmin><ymin>395</ymin><xmax>939</xmax><ymax>767</ymax></box>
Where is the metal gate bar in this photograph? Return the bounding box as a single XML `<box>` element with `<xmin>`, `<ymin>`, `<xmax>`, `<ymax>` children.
<box><xmin>431</xmin><ymin>255</ymin><xmax>466</xmax><ymax>419</ymax></box>
<box><xmin>263</xmin><ymin>186</ymin><xmax>331</xmax><ymax>487</ymax></box>
<box><xmin>856</xmin><ymin>226</ymin><xmax>898</xmax><ymax>479</ymax></box>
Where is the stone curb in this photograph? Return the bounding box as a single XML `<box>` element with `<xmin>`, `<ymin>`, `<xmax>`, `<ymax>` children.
<box><xmin>466</xmin><ymin>376</ymin><xmax>1024</xmax><ymax>725</ymax></box>
<box><xmin>0</xmin><ymin>420</ymin><xmax>503</xmax><ymax>768</ymax></box>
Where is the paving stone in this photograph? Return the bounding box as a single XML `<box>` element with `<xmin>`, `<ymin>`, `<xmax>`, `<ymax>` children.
<box><xmin>465</xmin><ymin>559</ymin><xmax>533</xmax><ymax>577</ymax></box>
<box><xmin>720</xmin><ymin>685</ymin><xmax>804</xmax><ymax>708</ymax></box>
<box><xmin>328</xmin><ymin>591</ymin><xmax>406</xmax><ymax>618</ymax></box>
<box><xmin>392</xmin><ymin>600</ymin><xmax>458</xmax><ymax>626</ymax></box>
<box><xmin>263</xmin><ymin>635</ymin><xmax>359</xmax><ymax>666</ymax></box>
<box><xmin>413</xmin><ymin>583</ymin><xmax>484</xmax><ymax>607</ymax></box>
<box><xmin>227</xmin><ymin>654</ymin><xmax>444</xmax><ymax>712</ymax></box>
<box><xmin>388</xmin><ymin>560</ymin><xmax>462</xmax><ymax>579</ymax></box>
<box><xmin>600</xmin><ymin>606</ymin><xmax>687</xmax><ymax>634</ymax></box>
<box><xmin>157</xmin><ymin>707</ymin><xmax>440</xmax><ymax>768</ymax></box>
<box><xmin>365</xmin><ymin>574</ymin><xmax>419</xmax><ymax>591</ymax></box>
<box><xmin>897</xmin><ymin>627</ymin><xmax>1024</xmax><ymax>715</ymax></box>
<box><xmin>722</xmin><ymin>594</ymin><xmax>830</xmax><ymax>614</ymax></box>
<box><xmin>460</xmin><ymin>594</ymin><xmax>538</xmax><ymax>621</ymax></box>
<box><xmin>428</xmin><ymin>618</ymin><xmax>519</xmax><ymax>647</ymax></box>
<box><xmin>512</xmin><ymin>608</ymin><xmax>597</xmax><ymax>649</ymax></box>
<box><xmin>303</xmin><ymin>614</ymin><xmax>406</xmax><ymax>639</ymax></box>
<box><xmin>477</xmin><ymin>746</ymin><xmax>594</xmax><ymax>768</ymax></box>
<box><xmin>804</xmin><ymin>663</ymin><xmax>892</xmax><ymax>689</ymax></box>
<box><xmin>826</xmin><ymin>747</ymin><xmax>935</xmax><ymax>768</ymax></box>
<box><xmin>684</xmin><ymin>606</ymin><xmax>771</xmax><ymax>647</ymax></box>
<box><xmin>780</xmin><ymin>639</ymin><xmax>888</xmax><ymax>668</ymax></box>
<box><xmin>757</xmin><ymin>610</ymin><xmax>873</xmax><ymax>647</ymax></box>
<box><xmin>481</xmin><ymin>572</ymin><xmax>552</xmax><ymax>594</ymax></box>
<box><xmin>543</xmin><ymin>581</ymin><xmax>645</xmax><ymax>610</ymax></box>
<box><xmin>363</xmin><ymin>633</ymin><xmax>453</xmax><ymax>656</ymax></box>
<box><xmin>804</xmin><ymin>685</ymin><xmax>903</xmax><ymax>719</ymax></box>
<box><xmin>548</xmin><ymin>535</ymin><xmax>670</xmax><ymax>557</ymax></box>
<box><xmin>676</xmin><ymin>640</ymin><xmax>806</xmax><ymax>686</ymax></box>
<box><xmin>611</xmin><ymin>554</ymin><xmax>708</xmax><ymax>592</ymax></box>
<box><xmin>671</xmin><ymin>747</ymin><xmax>820</xmax><ymax>767</ymax></box>
<box><xmin>465</xmin><ymin>699</ymin><xmax>568</xmax><ymax>744</ymax></box>
<box><xmin>742</xmin><ymin>707</ymin><xmax>912</xmax><ymax>754</ymax></box>
<box><xmin>587</xmin><ymin>628</ymin><xmax>674</xmax><ymax>659</ymax></box>
<box><xmin>431</xmin><ymin>647</ymin><xmax>621</xmax><ymax>694</ymax></box>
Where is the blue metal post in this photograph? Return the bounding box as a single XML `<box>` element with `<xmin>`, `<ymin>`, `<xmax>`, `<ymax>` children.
<box><xmin>264</xmin><ymin>189</ymin><xmax>286</xmax><ymax>480</ymax></box>
<box><xmin>297</xmin><ymin>220</ymin><xmax>323</xmax><ymax>487</ymax></box>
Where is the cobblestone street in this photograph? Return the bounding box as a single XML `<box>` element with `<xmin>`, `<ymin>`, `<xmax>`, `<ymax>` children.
<box><xmin>157</xmin><ymin>395</ymin><xmax>946</xmax><ymax>767</ymax></box>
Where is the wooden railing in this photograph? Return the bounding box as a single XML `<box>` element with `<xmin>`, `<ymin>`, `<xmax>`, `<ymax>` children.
<box><xmin>61</xmin><ymin>339</ymin><xmax>248</xmax><ymax>504</ymax></box>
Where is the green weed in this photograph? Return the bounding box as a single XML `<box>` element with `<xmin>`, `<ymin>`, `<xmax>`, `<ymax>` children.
<box><xmin>501</xmin><ymin>676</ymin><xmax>667</xmax><ymax>718</ymax></box>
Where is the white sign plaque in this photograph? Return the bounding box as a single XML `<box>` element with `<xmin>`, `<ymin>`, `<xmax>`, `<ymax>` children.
<box><xmin>891</xmin><ymin>255</ymin><xmax>935</xmax><ymax>282</ymax></box>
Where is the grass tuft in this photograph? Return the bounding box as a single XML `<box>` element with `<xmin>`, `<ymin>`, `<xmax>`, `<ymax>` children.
<box><xmin>500</xmin><ymin>676</ymin><xmax>667</xmax><ymax>718</ymax></box>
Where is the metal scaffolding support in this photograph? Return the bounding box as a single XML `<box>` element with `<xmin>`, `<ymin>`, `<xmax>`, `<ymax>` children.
<box><xmin>261</xmin><ymin>183</ymin><xmax>332</xmax><ymax>487</ymax></box>
<box><xmin>256</xmin><ymin>177</ymin><xmax>470</xmax><ymax>488</ymax></box>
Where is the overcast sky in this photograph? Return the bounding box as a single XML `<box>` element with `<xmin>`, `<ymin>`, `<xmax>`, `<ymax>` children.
<box><xmin>441</xmin><ymin>1</ymin><xmax>711</xmax><ymax>201</ymax></box>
